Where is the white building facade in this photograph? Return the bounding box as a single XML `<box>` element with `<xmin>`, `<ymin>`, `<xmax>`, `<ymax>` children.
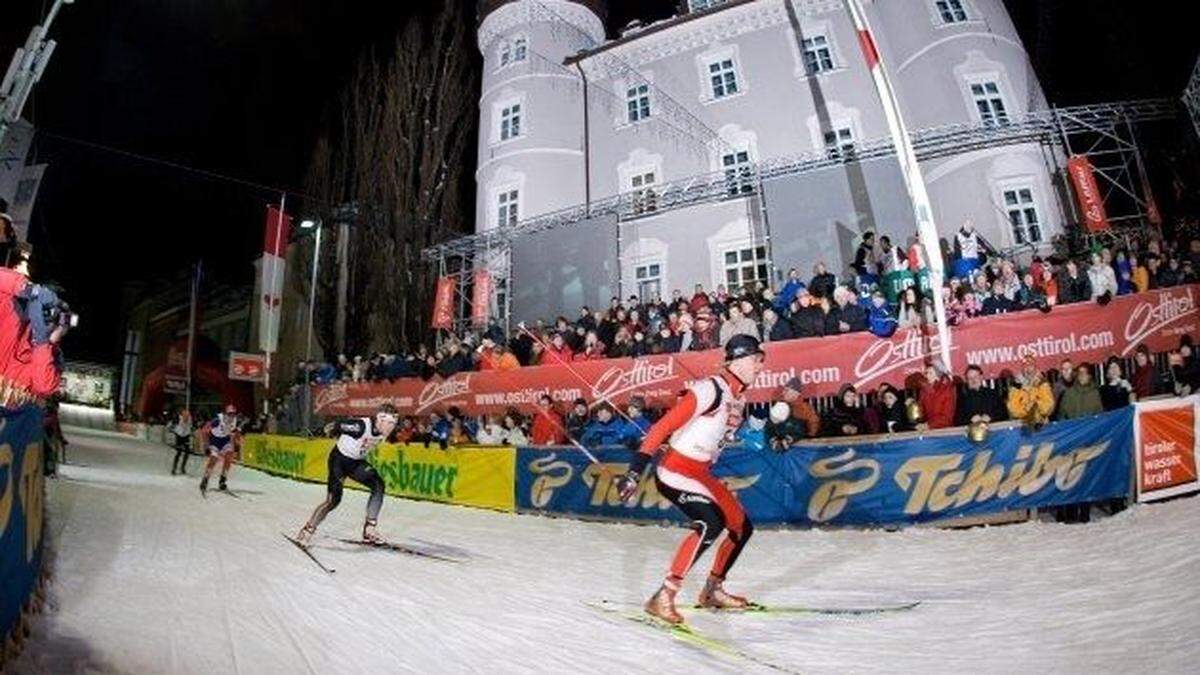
<box><xmin>474</xmin><ymin>0</ymin><xmax>1064</xmax><ymax>318</ymax></box>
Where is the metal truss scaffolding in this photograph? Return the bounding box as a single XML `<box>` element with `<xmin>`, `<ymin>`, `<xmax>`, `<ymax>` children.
<box><xmin>1185</xmin><ymin>54</ymin><xmax>1200</xmax><ymax>141</ymax></box>
<box><xmin>426</xmin><ymin>97</ymin><xmax>1178</xmax><ymax>332</ymax></box>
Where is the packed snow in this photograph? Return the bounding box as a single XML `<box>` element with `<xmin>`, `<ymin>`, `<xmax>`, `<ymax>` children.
<box><xmin>10</xmin><ymin>427</ymin><xmax>1200</xmax><ymax>674</ymax></box>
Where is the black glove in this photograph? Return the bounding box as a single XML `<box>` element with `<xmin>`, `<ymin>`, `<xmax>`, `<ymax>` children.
<box><xmin>614</xmin><ymin>470</ymin><xmax>641</xmax><ymax>504</ymax></box>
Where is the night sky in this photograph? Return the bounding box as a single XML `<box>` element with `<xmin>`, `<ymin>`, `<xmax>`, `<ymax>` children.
<box><xmin>2</xmin><ymin>0</ymin><xmax>1196</xmax><ymax>363</ymax></box>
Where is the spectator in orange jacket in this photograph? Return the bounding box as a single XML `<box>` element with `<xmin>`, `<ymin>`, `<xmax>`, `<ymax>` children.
<box><xmin>779</xmin><ymin>377</ymin><xmax>821</xmax><ymax>439</ymax></box>
<box><xmin>917</xmin><ymin>360</ymin><xmax>957</xmax><ymax>430</ymax></box>
<box><xmin>493</xmin><ymin>344</ymin><xmax>521</xmax><ymax>371</ymax></box>
<box><xmin>530</xmin><ymin>394</ymin><xmax>567</xmax><ymax>445</ymax></box>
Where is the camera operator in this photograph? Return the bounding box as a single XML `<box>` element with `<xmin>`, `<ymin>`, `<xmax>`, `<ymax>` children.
<box><xmin>0</xmin><ymin>234</ymin><xmax>73</xmax><ymax>402</ymax></box>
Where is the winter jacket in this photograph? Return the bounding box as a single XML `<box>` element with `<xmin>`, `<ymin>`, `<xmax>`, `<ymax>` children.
<box><xmin>919</xmin><ymin>377</ymin><xmax>957</xmax><ymax>429</ymax></box>
<box><xmin>808</xmin><ymin>273</ymin><xmax>837</xmax><ymax>300</ymax></box>
<box><xmin>774</xmin><ymin>279</ymin><xmax>806</xmax><ymax>312</ymax></box>
<box><xmin>1057</xmin><ymin>272</ymin><xmax>1092</xmax><ymax>304</ymax></box>
<box><xmin>767</xmin><ymin>318</ymin><xmax>793</xmax><ymax>342</ymax></box>
<box><xmin>530</xmin><ymin>409</ymin><xmax>567</xmax><ymax>445</ymax></box>
<box><xmin>821</xmin><ymin>392</ymin><xmax>867</xmax><ymax>437</ymax></box>
<box><xmin>719</xmin><ymin>316</ymin><xmax>760</xmax><ymax>345</ymax></box>
<box><xmin>579</xmin><ymin>418</ymin><xmax>636</xmax><ymax>447</ymax></box>
<box><xmin>955</xmin><ymin>385</ymin><xmax>1007</xmax><ymax>425</ymax></box>
<box><xmin>1007</xmin><ymin>380</ymin><xmax>1055</xmax><ymax>423</ymax></box>
<box><xmin>789</xmin><ymin>307</ymin><xmax>826</xmax><ymax>338</ymax></box>
<box><xmin>874</xmin><ymin>401</ymin><xmax>912</xmax><ymax>433</ymax></box>
<box><xmin>980</xmin><ymin>294</ymin><xmax>1016</xmax><ymax>316</ymax></box>
<box><xmin>787</xmin><ymin>399</ymin><xmax>822</xmax><ymax>439</ymax></box>
<box><xmin>1057</xmin><ymin>382</ymin><xmax>1104</xmax><ymax>420</ymax></box>
<box><xmin>1131</xmin><ymin>362</ymin><xmax>1158</xmax><ymax>398</ymax></box>
<box><xmin>867</xmin><ymin>304</ymin><xmax>898</xmax><ymax>337</ymax></box>
<box><xmin>1087</xmin><ymin>265</ymin><xmax>1118</xmax><ymax>300</ymax></box>
<box><xmin>1115</xmin><ymin>260</ymin><xmax>1134</xmax><ymax>295</ymax></box>
<box><xmin>1099</xmin><ymin>381</ymin><xmax>1133</xmax><ymax>411</ymax></box>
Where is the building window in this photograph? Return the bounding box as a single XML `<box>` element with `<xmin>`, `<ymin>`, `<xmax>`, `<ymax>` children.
<box><xmin>689</xmin><ymin>0</ymin><xmax>726</xmax><ymax>11</ymax></box>
<box><xmin>823</xmin><ymin>126</ymin><xmax>855</xmax><ymax>159</ymax></box>
<box><xmin>1003</xmin><ymin>187</ymin><xmax>1042</xmax><ymax>245</ymax></box>
<box><xmin>630</xmin><ymin>172</ymin><xmax>658</xmax><ymax>215</ymax></box>
<box><xmin>500</xmin><ymin>42</ymin><xmax>511</xmax><ymax>67</ymax></box>
<box><xmin>635</xmin><ymin>262</ymin><xmax>663</xmax><ymax>302</ymax></box>
<box><xmin>936</xmin><ymin>0</ymin><xmax>968</xmax><ymax>24</ymax></box>
<box><xmin>970</xmin><ymin>81</ymin><xmax>1009</xmax><ymax>127</ymax></box>
<box><xmin>497</xmin><ymin>189</ymin><xmax>519</xmax><ymax>228</ymax></box>
<box><xmin>802</xmin><ymin>35</ymin><xmax>835</xmax><ymax>75</ymax></box>
<box><xmin>627</xmin><ymin>84</ymin><xmax>651</xmax><ymax>123</ymax></box>
<box><xmin>500</xmin><ymin>104</ymin><xmax>521</xmax><ymax>141</ymax></box>
<box><xmin>723</xmin><ymin>245</ymin><xmax>769</xmax><ymax>290</ymax></box>
<box><xmin>722</xmin><ymin>150</ymin><xmax>753</xmax><ymax>196</ymax></box>
<box><xmin>708</xmin><ymin>58</ymin><xmax>739</xmax><ymax>99</ymax></box>
<box><xmin>513</xmin><ymin>37</ymin><xmax>527</xmax><ymax>62</ymax></box>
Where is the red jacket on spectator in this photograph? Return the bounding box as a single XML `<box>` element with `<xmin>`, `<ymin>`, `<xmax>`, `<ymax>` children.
<box><xmin>0</xmin><ymin>268</ymin><xmax>61</xmax><ymax>398</ymax></box>
<box><xmin>574</xmin><ymin>343</ymin><xmax>607</xmax><ymax>361</ymax></box>
<box><xmin>531</xmin><ymin>408</ymin><xmax>567</xmax><ymax>445</ymax></box>
<box><xmin>688</xmin><ymin>293</ymin><xmax>710</xmax><ymax>314</ymax></box>
<box><xmin>477</xmin><ymin>348</ymin><xmax>499</xmax><ymax>371</ymax></box>
<box><xmin>539</xmin><ymin>343</ymin><xmax>574</xmax><ymax>366</ymax></box>
<box><xmin>919</xmin><ymin>376</ymin><xmax>958</xmax><ymax>429</ymax></box>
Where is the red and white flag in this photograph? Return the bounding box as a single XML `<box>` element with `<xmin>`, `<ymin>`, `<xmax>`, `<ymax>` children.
<box><xmin>260</xmin><ymin>203</ymin><xmax>293</xmax><ymax>353</ymax></box>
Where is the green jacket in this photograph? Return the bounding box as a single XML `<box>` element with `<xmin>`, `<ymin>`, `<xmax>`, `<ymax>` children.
<box><xmin>1057</xmin><ymin>382</ymin><xmax>1104</xmax><ymax>420</ymax></box>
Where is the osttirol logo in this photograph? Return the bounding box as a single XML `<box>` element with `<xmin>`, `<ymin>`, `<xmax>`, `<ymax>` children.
<box><xmin>373</xmin><ymin>448</ymin><xmax>459</xmax><ymax>500</ymax></box>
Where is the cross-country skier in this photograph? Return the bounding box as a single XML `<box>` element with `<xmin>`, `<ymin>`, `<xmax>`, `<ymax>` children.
<box><xmin>170</xmin><ymin>408</ymin><xmax>194</xmax><ymax>475</ymax></box>
<box><xmin>614</xmin><ymin>334</ymin><xmax>766</xmax><ymax>624</ymax></box>
<box><xmin>295</xmin><ymin>403</ymin><xmax>399</xmax><ymax>547</ymax></box>
<box><xmin>199</xmin><ymin>404</ymin><xmax>242</xmax><ymax>494</ymax></box>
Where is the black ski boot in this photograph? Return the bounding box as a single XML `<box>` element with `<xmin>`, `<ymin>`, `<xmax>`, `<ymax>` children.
<box><xmin>218</xmin><ymin>475</ymin><xmax>228</xmax><ymax>491</ymax></box>
<box><xmin>199</xmin><ymin>476</ymin><xmax>209</xmax><ymax>495</ymax></box>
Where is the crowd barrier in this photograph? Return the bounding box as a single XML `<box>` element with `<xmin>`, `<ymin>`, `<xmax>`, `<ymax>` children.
<box><xmin>241</xmin><ymin>436</ymin><xmax>516</xmax><ymax>512</ymax></box>
<box><xmin>312</xmin><ymin>285</ymin><xmax>1198</xmax><ymax>418</ymax></box>
<box><xmin>245</xmin><ymin>397</ymin><xmax>1199</xmax><ymax>528</ymax></box>
<box><xmin>0</xmin><ymin>405</ymin><xmax>46</xmax><ymax>663</ymax></box>
<box><xmin>516</xmin><ymin>409</ymin><xmax>1133</xmax><ymax>526</ymax></box>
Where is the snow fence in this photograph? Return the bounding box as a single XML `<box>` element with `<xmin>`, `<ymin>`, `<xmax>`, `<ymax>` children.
<box><xmin>0</xmin><ymin>404</ymin><xmax>47</xmax><ymax>666</ymax></box>
<box><xmin>243</xmin><ymin>398</ymin><xmax>1200</xmax><ymax>527</ymax></box>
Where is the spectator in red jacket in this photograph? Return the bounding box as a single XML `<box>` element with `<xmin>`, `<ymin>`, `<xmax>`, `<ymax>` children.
<box><xmin>574</xmin><ymin>330</ymin><xmax>607</xmax><ymax>361</ymax></box>
<box><xmin>917</xmin><ymin>360</ymin><xmax>957</xmax><ymax>430</ymax></box>
<box><xmin>538</xmin><ymin>332</ymin><xmax>574</xmax><ymax>366</ymax></box>
<box><xmin>688</xmin><ymin>283</ymin><xmax>710</xmax><ymax>314</ymax></box>
<box><xmin>530</xmin><ymin>394</ymin><xmax>567</xmax><ymax>445</ymax></box>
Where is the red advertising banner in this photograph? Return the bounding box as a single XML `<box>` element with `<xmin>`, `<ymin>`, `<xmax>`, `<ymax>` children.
<box><xmin>472</xmin><ymin>269</ymin><xmax>492</xmax><ymax>327</ymax></box>
<box><xmin>315</xmin><ymin>285</ymin><xmax>1200</xmax><ymax>418</ymax></box>
<box><xmin>1067</xmin><ymin>155</ymin><xmax>1110</xmax><ymax>233</ymax></box>
<box><xmin>228</xmin><ymin>351</ymin><xmax>267</xmax><ymax>383</ymax></box>
<box><xmin>431</xmin><ymin>277</ymin><xmax>456</xmax><ymax>330</ymax></box>
<box><xmin>1134</xmin><ymin>396</ymin><xmax>1200</xmax><ymax>502</ymax></box>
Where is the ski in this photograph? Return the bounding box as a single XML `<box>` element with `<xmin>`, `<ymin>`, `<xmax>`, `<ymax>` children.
<box><xmin>216</xmin><ymin>489</ymin><xmax>242</xmax><ymax>499</ymax></box>
<box><xmin>282</xmin><ymin>533</ymin><xmax>336</xmax><ymax>574</ymax></box>
<box><xmin>694</xmin><ymin>600</ymin><xmax>922</xmax><ymax>616</ymax></box>
<box><xmin>585</xmin><ymin>600</ymin><xmax>800</xmax><ymax>675</ymax></box>
<box><xmin>335</xmin><ymin>538</ymin><xmax>465</xmax><ymax>563</ymax></box>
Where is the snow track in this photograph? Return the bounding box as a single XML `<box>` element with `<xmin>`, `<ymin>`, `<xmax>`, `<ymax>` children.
<box><xmin>11</xmin><ymin>428</ymin><xmax>1200</xmax><ymax>674</ymax></box>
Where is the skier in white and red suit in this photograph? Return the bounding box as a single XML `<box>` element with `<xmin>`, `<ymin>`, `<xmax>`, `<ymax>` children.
<box><xmin>615</xmin><ymin>334</ymin><xmax>767</xmax><ymax>624</ymax></box>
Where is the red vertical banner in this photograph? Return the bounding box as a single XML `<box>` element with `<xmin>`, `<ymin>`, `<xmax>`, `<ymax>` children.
<box><xmin>472</xmin><ymin>269</ymin><xmax>493</xmax><ymax>327</ymax></box>
<box><xmin>431</xmin><ymin>277</ymin><xmax>455</xmax><ymax>330</ymax></box>
<box><xmin>1067</xmin><ymin>155</ymin><xmax>1110</xmax><ymax>233</ymax></box>
<box><xmin>259</xmin><ymin>204</ymin><xmax>293</xmax><ymax>353</ymax></box>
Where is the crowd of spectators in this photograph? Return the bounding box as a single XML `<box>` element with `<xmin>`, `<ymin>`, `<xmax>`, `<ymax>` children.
<box><xmin>297</xmin><ymin>223</ymin><xmax>1200</xmax><ymax>385</ymax></box>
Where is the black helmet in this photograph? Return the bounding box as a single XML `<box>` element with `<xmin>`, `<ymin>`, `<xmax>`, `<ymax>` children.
<box><xmin>724</xmin><ymin>334</ymin><xmax>764</xmax><ymax>362</ymax></box>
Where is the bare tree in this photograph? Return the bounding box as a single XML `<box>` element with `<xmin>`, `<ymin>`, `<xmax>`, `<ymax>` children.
<box><xmin>299</xmin><ymin>2</ymin><xmax>479</xmax><ymax>356</ymax></box>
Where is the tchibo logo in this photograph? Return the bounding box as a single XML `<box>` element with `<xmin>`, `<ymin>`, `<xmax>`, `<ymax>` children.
<box><xmin>1122</xmin><ymin>288</ymin><xmax>1195</xmax><ymax>355</ymax></box>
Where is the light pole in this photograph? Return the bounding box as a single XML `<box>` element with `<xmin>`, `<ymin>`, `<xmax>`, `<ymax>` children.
<box><xmin>0</xmin><ymin>0</ymin><xmax>75</xmax><ymax>147</ymax></box>
<box><xmin>299</xmin><ymin>217</ymin><xmax>321</xmax><ymax>433</ymax></box>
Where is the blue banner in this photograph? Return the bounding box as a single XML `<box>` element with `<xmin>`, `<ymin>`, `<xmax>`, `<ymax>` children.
<box><xmin>516</xmin><ymin>407</ymin><xmax>1133</xmax><ymax>526</ymax></box>
<box><xmin>1</xmin><ymin>405</ymin><xmax>45</xmax><ymax>639</ymax></box>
